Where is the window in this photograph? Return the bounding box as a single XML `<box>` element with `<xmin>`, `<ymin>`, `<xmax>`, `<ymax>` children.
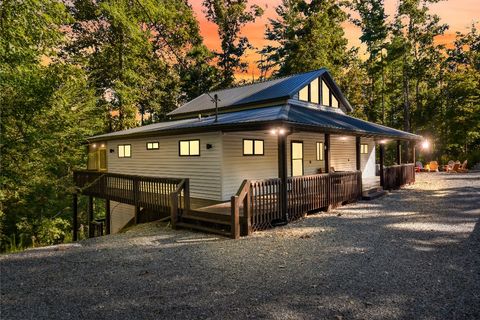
<box><xmin>361</xmin><ymin>144</ymin><xmax>369</xmax><ymax>154</ymax></box>
<box><xmin>243</xmin><ymin>139</ymin><xmax>264</xmax><ymax>156</ymax></box>
<box><xmin>291</xmin><ymin>142</ymin><xmax>304</xmax><ymax>176</ymax></box>
<box><xmin>146</xmin><ymin>142</ymin><xmax>159</xmax><ymax>150</ymax></box>
<box><xmin>179</xmin><ymin>140</ymin><xmax>200</xmax><ymax>156</ymax></box>
<box><xmin>310</xmin><ymin>78</ymin><xmax>319</xmax><ymax>104</ymax></box>
<box><xmin>298</xmin><ymin>85</ymin><xmax>309</xmax><ymax>101</ymax></box>
<box><xmin>118</xmin><ymin>144</ymin><xmax>131</xmax><ymax>158</ymax></box>
<box><xmin>316</xmin><ymin>142</ymin><xmax>324</xmax><ymax>161</ymax></box>
<box><xmin>331</xmin><ymin>95</ymin><xmax>339</xmax><ymax>108</ymax></box>
<box><xmin>321</xmin><ymin>80</ymin><xmax>330</xmax><ymax>106</ymax></box>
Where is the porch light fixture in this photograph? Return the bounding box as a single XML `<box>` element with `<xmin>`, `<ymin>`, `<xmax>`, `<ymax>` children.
<box><xmin>270</xmin><ymin>128</ymin><xmax>287</xmax><ymax>135</ymax></box>
<box><xmin>340</xmin><ymin>136</ymin><xmax>348</xmax><ymax>141</ymax></box>
<box><xmin>100</xmin><ymin>144</ymin><xmax>105</xmax><ymax>148</ymax></box>
<box><xmin>92</xmin><ymin>143</ymin><xmax>97</xmax><ymax>148</ymax></box>
<box><xmin>421</xmin><ymin>140</ymin><xmax>430</xmax><ymax>150</ymax></box>
<box><xmin>379</xmin><ymin>139</ymin><xmax>388</xmax><ymax>144</ymax></box>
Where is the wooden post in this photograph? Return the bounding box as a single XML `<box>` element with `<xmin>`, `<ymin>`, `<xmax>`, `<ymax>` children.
<box><xmin>105</xmin><ymin>199</ymin><xmax>111</xmax><ymax>235</ymax></box>
<box><xmin>230</xmin><ymin>196</ymin><xmax>240</xmax><ymax>239</ymax></box>
<box><xmin>244</xmin><ymin>187</ymin><xmax>252</xmax><ymax>236</ymax></box>
<box><xmin>396</xmin><ymin>140</ymin><xmax>402</xmax><ymax>165</ymax></box>
<box><xmin>278</xmin><ymin>133</ymin><xmax>288</xmax><ymax>221</ymax></box>
<box><xmin>133</xmin><ymin>177</ymin><xmax>140</xmax><ymax>224</ymax></box>
<box><xmin>72</xmin><ymin>193</ymin><xmax>78</xmax><ymax>241</ymax></box>
<box><xmin>324</xmin><ymin>133</ymin><xmax>331</xmax><ymax>173</ymax></box>
<box><xmin>379</xmin><ymin>143</ymin><xmax>385</xmax><ymax>188</ymax></box>
<box><xmin>170</xmin><ymin>192</ymin><xmax>178</xmax><ymax>229</ymax></box>
<box><xmin>412</xmin><ymin>142</ymin><xmax>416</xmax><ymax>164</ymax></box>
<box><xmin>355</xmin><ymin>136</ymin><xmax>361</xmax><ymax>171</ymax></box>
<box><xmin>184</xmin><ymin>179</ymin><xmax>190</xmax><ymax>213</ymax></box>
<box><xmin>88</xmin><ymin>196</ymin><xmax>94</xmax><ymax>238</ymax></box>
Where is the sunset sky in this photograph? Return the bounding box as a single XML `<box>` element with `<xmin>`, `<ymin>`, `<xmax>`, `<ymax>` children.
<box><xmin>189</xmin><ymin>0</ymin><xmax>479</xmax><ymax>78</ymax></box>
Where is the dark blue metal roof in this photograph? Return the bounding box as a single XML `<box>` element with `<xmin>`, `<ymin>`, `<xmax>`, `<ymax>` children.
<box><xmin>168</xmin><ymin>68</ymin><xmax>353</xmax><ymax>117</ymax></box>
<box><xmin>90</xmin><ymin>103</ymin><xmax>421</xmax><ymax>141</ymax></box>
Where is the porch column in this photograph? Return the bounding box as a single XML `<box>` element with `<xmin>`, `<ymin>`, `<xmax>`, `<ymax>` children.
<box><xmin>105</xmin><ymin>199</ymin><xmax>111</xmax><ymax>235</ymax></box>
<box><xmin>72</xmin><ymin>193</ymin><xmax>78</xmax><ymax>241</ymax></box>
<box><xmin>412</xmin><ymin>141</ymin><xmax>416</xmax><ymax>164</ymax></box>
<box><xmin>379</xmin><ymin>143</ymin><xmax>385</xmax><ymax>187</ymax></box>
<box><xmin>324</xmin><ymin>134</ymin><xmax>331</xmax><ymax>173</ymax></box>
<box><xmin>396</xmin><ymin>140</ymin><xmax>402</xmax><ymax>164</ymax></box>
<box><xmin>278</xmin><ymin>133</ymin><xmax>288</xmax><ymax>221</ymax></box>
<box><xmin>356</xmin><ymin>136</ymin><xmax>361</xmax><ymax>171</ymax></box>
<box><xmin>88</xmin><ymin>196</ymin><xmax>94</xmax><ymax>238</ymax></box>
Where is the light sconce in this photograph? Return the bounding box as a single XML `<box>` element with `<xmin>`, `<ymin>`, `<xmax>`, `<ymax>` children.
<box><xmin>110</xmin><ymin>149</ymin><xmax>115</xmax><ymax>153</ymax></box>
<box><xmin>91</xmin><ymin>143</ymin><xmax>97</xmax><ymax>148</ymax></box>
<box><xmin>206</xmin><ymin>144</ymin><xmax>213</xmax><ymax>149</ymax></box>
<box><xmin>340</xmin><ymin>136</ymin><xmax>348</xmax><ymax>141</ymax></box>
<box><xmin>100</xmin><ymin>144</ymin><xmax>105</xmax><ymax>148</ymax></box>
<box><xmin>379</xmin><ymin>139</ymin><xmax>388</xmax><ymax>144</ymax></box>
<box><xmin>421</xmin><ymin>140</ymin><xmax>430</xmax><ymax>150</ymax></box>
<box><xmin>270</xmin><ymin>128</ymin><xmax>287</xmax><ymax>135</ymax></box>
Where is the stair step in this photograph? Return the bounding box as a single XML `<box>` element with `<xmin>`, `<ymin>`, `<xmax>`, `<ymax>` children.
<box><xmin>181</xmin><ymin>213</ymin><xmax>231</xmax><ymax>226</ymax></box>
<box><xmin>176</xmin><ymin>222</ymin><xmax>232</xmax><ymax>237</ymax></box>
<box><xmin>362</xmin><ymin>190</ymin><xmax>387</xmax><ymax>200</ymax></box>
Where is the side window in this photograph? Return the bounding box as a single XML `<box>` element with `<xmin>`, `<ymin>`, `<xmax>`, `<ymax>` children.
<box><xmin>179</xmin><ymin>140</ymin><xmax>200</xmax><ymax>156</ymax></box>
<box><xmin>243</xmin><ymin>139</ymin><xmax>264</xmax><ymax>156</ymax></box>
<box><xmin>316</xmin><ymin>142</ymin><xmax>324</xmax><ymax>161</ymax></box>
<box><xmin>361</xmin><ymin>144</ymin><xmax>369</xmax><ymax>154</ymax></box>
<box><xmin>118</xmin><ymin>144</ymin><xmax>131</xmax><ymax>158</ymax></box>
<box><xmin>146</xmin><ymin>142</ymin><xmax>159</xmax><ymax>150</ymax></box>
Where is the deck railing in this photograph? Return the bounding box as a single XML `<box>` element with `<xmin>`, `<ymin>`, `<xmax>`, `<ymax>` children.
<box><xmin>73</xmin><ymin>170</ymin><xmax>189</xmax><ymax>238</ymax></box>
<box><xmin>383</xmin><ymin>163</ymin><xmax>415</xmax><ymax>190</ymax></box>
<box><xmin>232</xmin><ymin>171</ymin><xmax>362</xmax><ymax>233</ymax></box>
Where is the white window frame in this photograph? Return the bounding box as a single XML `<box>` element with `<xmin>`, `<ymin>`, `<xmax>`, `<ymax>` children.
<box><xmin>118</xmin><ymin>144</ymin><xmax>131</xmax><ymax>158</ymax></box>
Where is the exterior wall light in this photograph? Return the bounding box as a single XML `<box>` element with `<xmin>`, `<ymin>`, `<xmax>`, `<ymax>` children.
<box><xmin>421</xmin><ymin>140</ymin><xmax>430</xmax><ymax>150</ymax></box>
<box><xmin>92</xmin><ymin>143</ymin><xmax>97</xmax><ymax>148</ymax></box>
<box><xmin>100</xmin><ymin>144</ymin><xmax>105</xmax><ymax>148</ymax></box>
<box><xmin>379</xmin><ymin>139</ymin><xmax>388</xmax><ymax>144</ymax></box>
<box><xmin>270</xmin><ymin>128</ymin><xmax>287</xmax><ymax>135</ymax></box>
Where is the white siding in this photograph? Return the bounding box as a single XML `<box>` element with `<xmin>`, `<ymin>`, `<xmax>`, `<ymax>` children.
<box><xmin>221</xmin><ymin>131</ymin><xmax>278</xmax><ymax>200</ymax></box>
<box><xmin>110</xmin><ymin>201</ymin><xmax>135</xmax><ymax>234</ymax></box>
<box><xmin>107</xmin><ymin>132</ymin><xmax>222</xmax><ymax>200</ymax></box>
<box><xmin>330</xmin><ymin>135</ymin><xmax>356</xmax><ymax>172</ymax></box>
<box><xmin>361</xmin><ymin>138</ymin><xmax>376</xmax><ymax>178</ymax></box>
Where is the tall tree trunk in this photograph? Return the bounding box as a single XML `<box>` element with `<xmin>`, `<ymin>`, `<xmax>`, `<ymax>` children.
<box><xmin>402</xmin><ymin>53</ymin><xmax>410</xmax><ymax>133</ymax></box>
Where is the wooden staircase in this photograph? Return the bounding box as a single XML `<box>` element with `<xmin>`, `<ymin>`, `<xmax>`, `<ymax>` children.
<box><xmin>362</xmin><ymin>186</ymin><xmax>387</xmax><ymax>200</ymax></box>
<box><xmin>175</xmin><ymin>210</ymin><xmax>233</xmax><ymax>237</ymax></box>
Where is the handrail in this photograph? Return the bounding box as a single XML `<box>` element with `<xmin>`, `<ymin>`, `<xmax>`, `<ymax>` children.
<box><xmin>230</xmin><ymin>179</ymin><xmax>252</xmax><ymax>239</ymax></box>
<box><xmin>170</xmin><ymin>178</ymin><xmax>190</xmax><ymax>230</ymax></box>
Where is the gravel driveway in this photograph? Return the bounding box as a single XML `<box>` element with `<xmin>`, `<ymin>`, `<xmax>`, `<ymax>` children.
<box><xmin>1</xmin><ymin>172</ymin><xmax>479</xmax><ymax>320</ymax></box>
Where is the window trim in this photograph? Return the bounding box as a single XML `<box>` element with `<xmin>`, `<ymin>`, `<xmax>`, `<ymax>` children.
<box><xmin>146</xmin><ymin>141</ymin><xmax>159</xmax><ymax>150</ymax></box>
<box><xmin>242</xmin><ymin>138</ymin><xmax>264</xmax><ymax>156</ymax></box>
<box><xmin>118</xmin><ymin>144</ymin><xmax>132</xmax><ymax>158</ymax></box>
<box><xmin>316</xmin><ymin>141</ymin><xmax>324</xmax><ymax>161</ymax></box>
<box><xmin>178</xmin><ymin>139</ymin><xmax>200</xmax><ymax>157</ymax></box>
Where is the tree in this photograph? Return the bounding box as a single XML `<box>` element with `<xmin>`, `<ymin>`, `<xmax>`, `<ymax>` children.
<box><xmin>0</xmin><ymin>0</ymin><xmax>102</xmax><ymax>250</ymax></box>
<box><xmin>260</xmin><ymin>0</ymin><xmax>349</xmax><ymax>78</ymax></box>
<box><xmin>202</xmin><ymin>0</ymin><xmax>263</xmax><ymax>88</ymax></box>
<box><xmin>350</xmin><ymin>0</ymin><xmax>388</xmax><ymax>123</ymax></box>
<box><xmin>66</xmin><ymin>0</ymin><xmax>217</xmax><ymax>129</ymax></box>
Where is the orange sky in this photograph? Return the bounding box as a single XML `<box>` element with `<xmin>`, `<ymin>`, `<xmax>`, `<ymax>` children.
<box><xmin>189</xmin><ymin>0</ymin><xmax>479</xmax><ymax>79</ymax></box>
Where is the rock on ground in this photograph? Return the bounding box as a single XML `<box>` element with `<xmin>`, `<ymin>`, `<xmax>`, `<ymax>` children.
<box><xmin>1</xmin><ymin>172</ymin><xmax>479</xmax><ymax>320</ymax></box>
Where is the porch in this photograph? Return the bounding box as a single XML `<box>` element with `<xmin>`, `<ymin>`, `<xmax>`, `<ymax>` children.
<box><xmin>72</xmin><ymin>163</ymin><xmax>415</xmax><ymax>239</ymax></box>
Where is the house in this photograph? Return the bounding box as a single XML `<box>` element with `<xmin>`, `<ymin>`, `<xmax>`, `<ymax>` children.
<box><xmin>73</xmin><ymin>68</ymin><xmax>421</xmax><ymax>239</ymax></box>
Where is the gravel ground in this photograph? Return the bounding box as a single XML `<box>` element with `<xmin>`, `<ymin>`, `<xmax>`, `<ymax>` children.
<box><xmin>1</xmin><ymin>172</ymin><xmax>479</xmax><ymax>320</ymax></box>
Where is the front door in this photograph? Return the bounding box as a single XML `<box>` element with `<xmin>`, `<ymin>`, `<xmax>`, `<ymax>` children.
<box><xmin>291</xmin><ymin>141</ymin><xmax>304</xmax><ymax>176</ymax></box>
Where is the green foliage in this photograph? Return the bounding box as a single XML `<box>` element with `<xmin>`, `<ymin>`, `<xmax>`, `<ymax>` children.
<box><xmin>203</xmin><ymin>0</ymin><xmax>263</xmax><ymax>88</ymax></box>
<box><xmin>261</xmin><ymin>0</ymin><xmax>349</xmax><ymax>78</ymax></box>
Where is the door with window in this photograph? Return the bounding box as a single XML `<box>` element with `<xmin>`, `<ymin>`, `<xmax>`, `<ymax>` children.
<box><xmin>291</xmin><ymin>141</ymin><xmax>304</xmax><ymax>176</ymax></box>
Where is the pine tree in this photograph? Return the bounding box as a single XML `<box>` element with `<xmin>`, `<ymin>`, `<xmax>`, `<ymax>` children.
<box><xmin>202</xmin><ymin>0</ymin><xmax>263</xmax><ymax>88</ymax></box>
<box><xmin>260</xmin><ymin>0</ymin><xmax>349</xmax><ymax>78</ymax></box>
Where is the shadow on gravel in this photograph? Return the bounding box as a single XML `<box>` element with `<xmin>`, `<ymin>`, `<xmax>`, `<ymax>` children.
<box><xmin>1</xmin><ymin>175</ymin><xmax>479</xmax><ymax>320</ymax></box>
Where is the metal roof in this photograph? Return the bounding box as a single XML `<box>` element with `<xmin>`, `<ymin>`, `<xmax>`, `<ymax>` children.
<box><xmin>168</xmin><ymin>68</ymin><xmax>353</xmax><ymax>117</ymax></box>
<box><xmin>90</xmin><ymin>102</ymin><xmax>421</xmax><ymax>141</ymax></box>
